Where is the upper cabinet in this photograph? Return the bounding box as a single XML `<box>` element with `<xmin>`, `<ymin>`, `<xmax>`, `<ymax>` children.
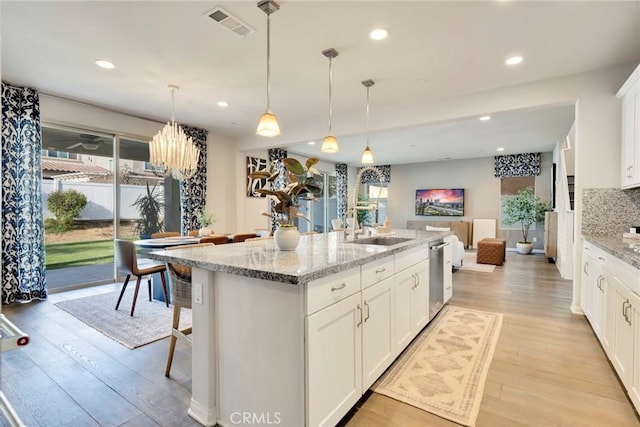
<box><xmin>617</xmin><ymin>64</ymin><xmax>640</xmax><ymax>189</ymax></box>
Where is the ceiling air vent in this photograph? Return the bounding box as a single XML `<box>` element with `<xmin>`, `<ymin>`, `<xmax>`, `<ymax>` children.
<box><xmin>206</xmin><ymin>6</ymin><xmax>254</xmax><ymax>37</ymax></box>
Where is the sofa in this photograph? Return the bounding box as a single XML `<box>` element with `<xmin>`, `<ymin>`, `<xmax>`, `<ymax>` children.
<box><xmin>406</xmin><ymin>220</ymin><xmax>471</xmax><ymax>248</ymax></box>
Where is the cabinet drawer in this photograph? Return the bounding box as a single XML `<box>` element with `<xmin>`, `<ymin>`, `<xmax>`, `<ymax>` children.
<box><xmin>395</xmin><ymin>245</ymin><xmax>428</xmax><ymax>272</ymax></box>
<box><xmin>361</xmin><ymin>257</ymin><xmax>394</xmax><ymax>289</ymax></box>
<box><xmin>306</xmin><ymin>266</ymin><xmax>361</xmax><ymax>315</ymax></box>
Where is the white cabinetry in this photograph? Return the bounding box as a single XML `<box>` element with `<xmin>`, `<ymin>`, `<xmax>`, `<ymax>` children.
<box><xmin>617</xmin><ymin>64</ymin><xmax>640</xmax><ymax>189</ymax></box>
<box><xmin>306</xmin><ymin>292</ymin><xmax>362</xmax><ymax>427</ymax></box>
<box><xmin>394</xmin><ymin>255</ymin><xmax>429</xmax><ymax>356</ymax></box>
<box><xmin>582</xmin><ymin>238</ymin><xmax>640</xmax><ymax>413</ymax></box>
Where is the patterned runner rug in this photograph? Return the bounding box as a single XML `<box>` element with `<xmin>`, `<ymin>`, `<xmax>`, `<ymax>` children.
<box><xmin>56</xmin><ymin>289</ymin><xmax>191</xmax><ymax>349</ymax></box>
<box><xmin>372</xmin><ymin>305</ymin><xmax>503</xmax><ymax>426</ymax></box>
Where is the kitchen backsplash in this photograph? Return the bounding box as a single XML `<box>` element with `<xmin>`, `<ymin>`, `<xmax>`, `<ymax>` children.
<box><xmin>582</xmin><ymin>187</ymin><xmax>640</xmax><ymax>235</ymax></box>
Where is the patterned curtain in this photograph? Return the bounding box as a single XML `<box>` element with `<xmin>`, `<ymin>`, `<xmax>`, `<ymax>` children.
<box><xmin>335</xmin><ymin>163</ymin><xmax>348</xmax><ymax>223</ymax></box>
<box><xmin>494</xmin><ymin>153</ymin><xmax>541</xmax><ymax>177</ymax></box>
<box><xmin>358</xmin><ymin>164</ymin><xmax>391</xmax><ymax>183</ymax></box>
<box><xmin>1</xmin><ymin>82</ymin><xmax>47</xmax><ymax>304</ymax></box>
<box><xmin>180</xmin><ymin>125</ymin><xmax>208</xmax><ymax>234</ymax></box>
<box><xmin>268</xmin><ymin>148</ymin><xmax>287</xmax><ymax>232</ymax></box>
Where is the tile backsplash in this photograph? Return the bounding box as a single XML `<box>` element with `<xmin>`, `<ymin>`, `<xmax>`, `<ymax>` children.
<box><xmin>582</xmin><ymin>187</ymin><xmax>640</xmax><ymax>235</ymax></box>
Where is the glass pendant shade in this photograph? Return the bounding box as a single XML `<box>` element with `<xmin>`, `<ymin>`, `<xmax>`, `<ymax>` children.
<box><xmin>321</xmin><ymin>48</ymin><xmax>339</xmax><ymax>153</ymax></box>
<box><xmin>256</xmin><ymin>111</ymin><xmax>280</xmax><ymax>137</ymax></box>
<box><xmin>149</xmin><ymin>85</ymin><xmax>199</xmax><ymax>180</ymax></box>
<box><xmin>257</xmin><ymin>1</ymin><xmax>281</xmax><ymax>137</ymax></box>
<box><xmin>321</xmin><ymin>135</ymin><xmax>339</xmax><ymax>153</ymax></box>
<box><xmin>361</xmin><ymin>145</ymin><xmax>374</xmax><ymax>164</ymax></box>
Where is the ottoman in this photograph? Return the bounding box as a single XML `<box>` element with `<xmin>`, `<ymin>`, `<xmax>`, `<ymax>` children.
<box><xmin>477</xmin><ymin>238</ymin><xmax>506</xmax><ymax>266</ymax></box>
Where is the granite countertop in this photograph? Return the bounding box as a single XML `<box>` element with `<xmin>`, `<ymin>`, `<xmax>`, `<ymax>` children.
<box><xmin>148</xmin><ymin>229</ymin><xmax>450</xmax><ymax>285</ymax></box>
<box><xmin>583</xmin><ymin>234</ymin><xmax>640</xmax><ymax>270</ymax></box>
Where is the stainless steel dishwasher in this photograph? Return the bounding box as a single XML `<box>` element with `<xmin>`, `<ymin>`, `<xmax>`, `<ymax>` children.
<box><xmin>429</xmin><ymin>239</ymin><xmax>449</xmax><ymax>319</ymax></box>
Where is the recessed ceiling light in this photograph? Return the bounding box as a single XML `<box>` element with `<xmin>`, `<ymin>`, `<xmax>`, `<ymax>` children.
<box><xmin>479</xmin><ymin>115</ymin><xmax>491</xmax><ymax>121</ymax></box>
<box><xmin>497</xmin><ymin>147</ymin><xmax>505</xmax><ymax>152</ymax></box>
<box><xmin>369</xmin><ymin>28</ymin><xmax>389</xmax><ymax>41</ymax></box>
<box><xmin>308</xmin><ymin>141</ymin><xmax>315</xmax><ymax>145</ymax></box>
<box><xmin>216</xmin><ymin>101</ymin><xmax>229</xmax><ymax>107</ymax></box>
<box><xmin>94</xmin><ymin>59</ymin><xmax>115</xmax><ymax>69</ymax></box>
<box><xmin>505</xmin><ymin>56</ymin><xmax>523</xmax><ymax>65</ymax></box>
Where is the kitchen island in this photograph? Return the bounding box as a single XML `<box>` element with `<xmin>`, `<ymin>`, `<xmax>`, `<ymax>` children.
<box><xmin>150</xmin><ymin>229</ymin><xmax>451</xmax><ymax>427</ymax></box>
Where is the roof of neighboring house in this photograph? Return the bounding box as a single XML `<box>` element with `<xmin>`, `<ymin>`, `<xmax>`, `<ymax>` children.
<box><xmin>42</xmin><ymin>159</ymin><xmax>111</xmax><ymax>175</ymax></box>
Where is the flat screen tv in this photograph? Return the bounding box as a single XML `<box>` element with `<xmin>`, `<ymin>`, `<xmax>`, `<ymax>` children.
<box><xmin>415</xmin><ymin>188</ymin><xmax>464</xmax><ymax>216</ymax></box>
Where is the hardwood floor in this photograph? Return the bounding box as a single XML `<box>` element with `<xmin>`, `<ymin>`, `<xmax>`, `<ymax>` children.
<box><xmin>2</xmin><ymin>252</ymin><xmax>639</xmax><ymax>426</ymax></box>
<box><xmin>344</xmin><ymin>252</ymin><xmax>640</xmax><ymax>427</ymax></box>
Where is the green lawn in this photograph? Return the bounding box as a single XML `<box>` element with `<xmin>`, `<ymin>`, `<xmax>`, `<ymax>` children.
<box><xmin>46</xmin><ymin>239</ymin><xmax>126</xmax><ymax>270</ymax></box>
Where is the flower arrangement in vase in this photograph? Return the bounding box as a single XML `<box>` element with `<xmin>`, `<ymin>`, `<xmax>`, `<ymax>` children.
<box><xmin>249</xmin><ymin>157</ymin><xmax>321</xmax><ymax>249</ymax></box>
<box><xmin>197</xmin><ymin>209</ymin><xmax>216</xmax><ymax>236</ymax></box>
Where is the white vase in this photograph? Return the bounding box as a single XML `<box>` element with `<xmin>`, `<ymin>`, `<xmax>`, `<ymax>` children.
<box><xmin>199</xmin><ymin>226</ymin><xmax>213</xmax><ymax>236</ymax></box>
<box><xmin>516</xmin><ymin>242</ymin><xmax>534</xmax><ymax>254</ymax></box>
<box><xmin>274</xmin><ymin>226</ymin><xmax>301</xmax><ymax>251</ymax></box>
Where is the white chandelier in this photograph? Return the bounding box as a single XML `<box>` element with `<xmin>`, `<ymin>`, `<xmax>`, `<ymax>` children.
<box><xmin>149</xmin><ymin>84</ymin><xmax>199</xmax><ymax>180</ymax></box>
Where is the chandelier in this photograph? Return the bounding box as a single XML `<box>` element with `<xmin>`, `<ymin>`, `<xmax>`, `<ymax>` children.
<box><xmin>149</xmin><ymin>84</ymin><xmax>199</xmax><ymax>180</ymax></box>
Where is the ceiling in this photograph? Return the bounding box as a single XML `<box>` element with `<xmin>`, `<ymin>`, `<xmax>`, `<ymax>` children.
<box><xmin>2</xmin><ymin>1</ymin><xmax>639</xmax><ymax>165</ymax></box>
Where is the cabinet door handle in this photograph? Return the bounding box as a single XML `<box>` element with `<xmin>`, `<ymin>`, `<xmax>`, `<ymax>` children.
<box><xmin>331</xmin><ymin>282</ymin><xmax>346</xmax><ymax>292</ymax></box>
<box><xmin>375</xmin><ymin>268</ymin><xmax>386</xmax><ymax>274</ymax></box>
<box><xmin>411</xmin><ymin>273</ymin><xmax>416</xmax><ymax>289</ymax></box>
<box><xmin>598</xmin><ymin>256</ymin><xmax>605</xmax><ymax>262</ymax></box>
<box><xmin>356</xmin><ymin>304</ymin><xmax>362</xmax><ymax>327</ymax></box>
<box><xmin>583</xmin><ymin>262</ymin><xmax>588</xmax><ymax>275</ymax></box>
<box><xmin>364</xmin><ymin>301</ymin><xmax>370</xmax><ymax>323</ymax></box>
<box><xmin>622</xmin><ymin>300</ymin><xmax>629</xmax><ymax>322</ymax></box>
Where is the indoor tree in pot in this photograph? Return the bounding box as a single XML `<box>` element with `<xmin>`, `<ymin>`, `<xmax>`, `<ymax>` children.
<box><xmin>502</xmin><ymin>186</ymin><xmax>552</xmax><ymax>254</ymax></box>
<box><xmin>249</xmin><ymin>157</ymin><xmax>321</xmax><ymax>250</ymax></box>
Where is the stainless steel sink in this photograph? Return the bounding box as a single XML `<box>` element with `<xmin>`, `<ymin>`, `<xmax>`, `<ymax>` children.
<box><xmin>346</xmin><ymin>237</ymin><xmax>414</xmax><ymax>246</ymax></box>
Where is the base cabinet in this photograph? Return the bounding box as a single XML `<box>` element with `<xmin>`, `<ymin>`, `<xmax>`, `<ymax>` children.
<box><xmin>394</xmin><ymin>259</ymin><xmax>429</xmax><ymax>356</ymax></box>
<box><xmin>583</xmin><ymin>239</ymin><xmax>640</xmax><ymax>413</ymax></box>
<box><xmin>306</xmin><ymin>292</ymin><xmax>362</xmax><ymax>427</ymax></box>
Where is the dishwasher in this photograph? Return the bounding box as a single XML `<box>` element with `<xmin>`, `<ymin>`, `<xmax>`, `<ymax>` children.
<box><xmin>429</xmin><ymin>239</ymin><xmax>449</xmax><ymax>320</ymax></box>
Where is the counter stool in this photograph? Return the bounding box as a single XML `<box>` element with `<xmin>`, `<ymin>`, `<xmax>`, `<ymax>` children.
<box><xmin>477</xmin><ymin>238</ymin><xmax>506</xmax><ymax>266</ymax></box>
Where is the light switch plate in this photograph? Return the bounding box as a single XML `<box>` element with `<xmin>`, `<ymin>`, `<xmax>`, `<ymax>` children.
<box><xmin>194</xmin><ymin>282</ymin><xmax>203</xmax><ymax>304</ymax></box>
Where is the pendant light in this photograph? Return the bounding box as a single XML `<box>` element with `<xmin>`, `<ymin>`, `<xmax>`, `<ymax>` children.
<box><xmin>361</xmin><ymin>79</ymin><xmax>375</xmax><ymax>164</ymax></box>
<box><xmin>149</xmin><ymin>84</ymin><xmax>199</xmax><ymax>180</ymax></box>
<box><xmin>256</xmin><ymin>0</ymin><xmax>281</xmax><ymax>137</ymax></box>
<box><xmin>321</xmin><ymin>48</ymin><xmax>339</xmax><ymax>153</ymax></box>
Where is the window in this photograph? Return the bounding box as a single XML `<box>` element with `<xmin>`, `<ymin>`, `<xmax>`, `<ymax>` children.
<box><xmin>42</xmin><ymin>149</ymin><xmax>78</xmax><ymax>160</ymax></box>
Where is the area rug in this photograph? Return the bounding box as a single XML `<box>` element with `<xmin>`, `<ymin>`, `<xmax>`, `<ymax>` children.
<box><xmin>372</xmin><ymin>305</ymin><xmax>503</xmax><ymax>426</ymax></box>
<box><xmin>55</xmin><ymin>289</ymin><xmax>191</xmax><ymax>349</ymax></box>
<box><xmin>458</xmin><ymin>251</ymin><xmax>496</xmax><ymax>273</ymax></box>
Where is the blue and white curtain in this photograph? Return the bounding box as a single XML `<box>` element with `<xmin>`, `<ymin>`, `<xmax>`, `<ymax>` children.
<box><xmin>268</xmin><ymin>148</ymin><xmax>287</xmax><ymax>232</ymax></box>
<box><xmin>1</xmin><ymin>82</ymin><xmax>47</xmax><ymax>304</ymax></box>
<box><xmin>335</xmin><ymin>163</ymin><xmax>348</xmax><ymax>223</ymax></box>
<box><xmin>180</xmin><ymin>125</ymin><xmax>208</xmax><ymax>234</ymax></box>
<box><xmin>494</xmin><ymin>153</ymin><xmax>541</xmax><ymax>177</ymax></box>
<box><xmin>358</xmin><ymin>164</ymin><xmax>391</xmax><ymax>183</ymax></box>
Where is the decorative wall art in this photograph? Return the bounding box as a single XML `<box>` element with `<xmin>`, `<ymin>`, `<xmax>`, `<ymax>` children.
<box><xmin>246</xmin><ymin>156</ymin><xmax>268</xmax><ymax>197</ymax></box>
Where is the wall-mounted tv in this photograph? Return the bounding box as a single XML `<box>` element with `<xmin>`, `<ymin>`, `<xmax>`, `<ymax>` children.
<box><xmin>415</xmin><ymin>188</ymin><xmax>464</xmax><ymax>216</ymax></box>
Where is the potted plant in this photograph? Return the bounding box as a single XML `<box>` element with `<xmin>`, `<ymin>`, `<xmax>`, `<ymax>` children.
<box><xmin>132</xmin><ymin>183</ymin><xmax>165</xmax><ymax>239</ymax></box>
<box><xmin>197</xmin><ymin>210</ymin><xmax>216</xmax><ymax>236</ymax></box>
<box><xmin>502</xmin><ymin>186</ymin><xmax>552</xmax><ymax>254</ymax></box>
<box><xmin>249</xmin><ymin>157</ymin><xmax>322</xmax><ymax>250</ymax></box>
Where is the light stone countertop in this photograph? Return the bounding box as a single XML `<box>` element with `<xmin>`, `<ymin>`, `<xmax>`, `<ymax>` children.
<box><xmin>583</xmin><ymin>234</ymin><xmax>640</xmax><ymax>270</ymax></box>
<box><xmin>148</xmin><ymin>229</ymin><xmax>451</xmax><ymax>285</ymax></box>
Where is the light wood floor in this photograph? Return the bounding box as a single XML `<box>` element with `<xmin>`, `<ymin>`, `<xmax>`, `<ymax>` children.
<box><xmin>2</xmin><ymin>252</ymin><xmax>639</xmax><ymax>426</ymax></box>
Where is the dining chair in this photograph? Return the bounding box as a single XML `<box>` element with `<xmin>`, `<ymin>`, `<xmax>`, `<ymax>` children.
<box><xmin>114</xmin><ymin>239</ymin><xmax>168</xmax><ymax>316</ymax></box>
<box><xmin>199</xmin><ymin>234</ymin><xmax>230</xmax><ymax>245</ymax></box>
<box><xmin>187</xmin><ymin>230</ymin><xmax>199</xmax><ymax>237</ymax></box>
<box><xmin>163</xmin><ymin>243</ymin><xmax>214</xmax><ymax>377</ymax></box>
<box><xmin>231</xmin><ymin>233</ymin><xmax>259</xmax><ymax>243</ymax></box>
<box><xmin>151</xmin><ymin>231</ymin><xmax>181</xmax><ymax>238</ymax></box>
<box><xmin>254</xmin><ymin>228</ymin><xmax>272</xmax><ymax>237</ymax></box>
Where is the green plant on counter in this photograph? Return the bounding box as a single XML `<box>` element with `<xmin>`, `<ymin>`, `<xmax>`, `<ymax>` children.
<box><xmin>249</xmin><ymin>157</ymin><xmax>322</xmax><ymax>227</ymax></box>
<box><xmin>502</xmin><ymin>186</ymin><xmax>552</xmax><ymax>243</ymax></box>
<box><xmin>197</xmin><ymin>210</ymin><xmax>216</xmax><ymax>228</ymax></box>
